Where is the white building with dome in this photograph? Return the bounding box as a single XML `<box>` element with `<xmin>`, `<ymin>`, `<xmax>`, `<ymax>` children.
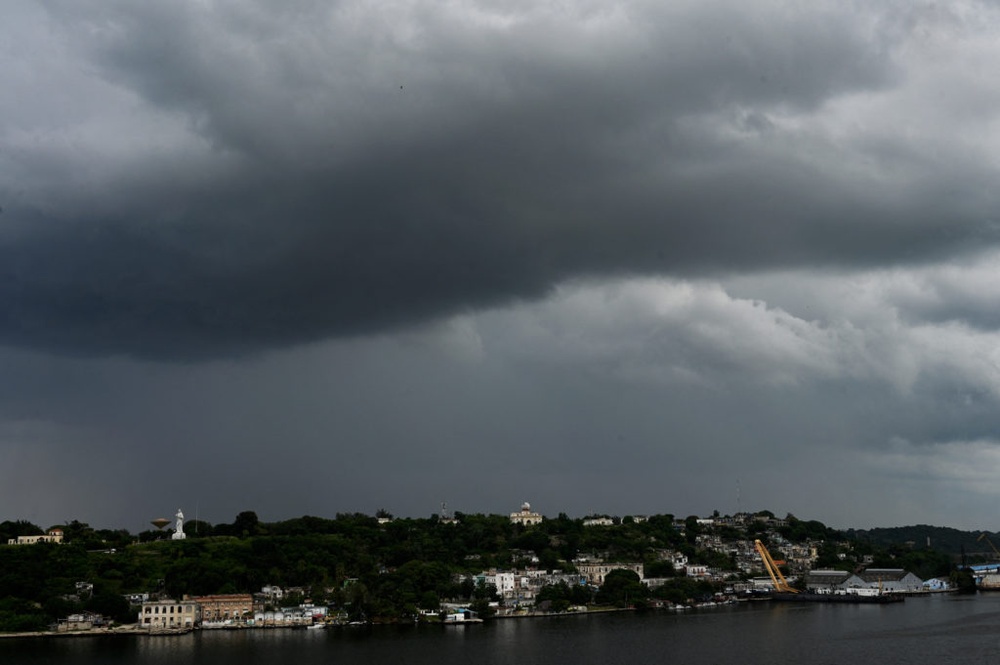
<box><xmin>510</xmin><ymin>502</ymin><xmax>543</xmax><ymax>526</ymax></box>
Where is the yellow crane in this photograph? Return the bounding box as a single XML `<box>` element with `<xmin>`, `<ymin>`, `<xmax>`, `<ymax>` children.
<box><xmin>754</xmin><ymin>539</ymin><xmax>798</xmax><ymax>594</ymax></box>
<box><xmin>977</xmin><ymin>532</ymin><xmax>1000</xmax><ymax>559</ymax></box>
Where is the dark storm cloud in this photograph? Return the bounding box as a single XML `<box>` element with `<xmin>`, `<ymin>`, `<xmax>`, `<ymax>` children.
<box><xmin>4</xmin><ymin>1</ymin><xmax>999</xmax><ymax>358</ymax></box>
<box><xmin>6</xmin><ymin>275</ymin><xmax>1000</xmax><ymax>529</ymax></box>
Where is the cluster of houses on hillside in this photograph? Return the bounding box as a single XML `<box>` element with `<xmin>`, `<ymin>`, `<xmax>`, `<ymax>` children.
<box><xmin>127</xmin><ymin>553</ymin><xmax>945</xmax><ymax>631</ymax></box>
<box><xmin>469</xmin><ymin>560</ymin><xmax>945</xmax><ymax>610</ymax></box>
<box><xmin>484</xmin><ymin>505</ymin><xmax>951</xmax><ymax>603</ymax></box>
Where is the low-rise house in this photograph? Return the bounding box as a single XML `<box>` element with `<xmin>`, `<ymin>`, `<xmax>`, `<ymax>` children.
<box><xmin>475</xmin><ymin>571</ymin><xmax>517</xmax><ymax>598</ymax></box>
<box><xmin>695</xmin><ymin>534</ymin><xmax>723</xmax><ymax>549</ymax></box>
<box><xmin>253</xmin><ymin>610</ymin><xmax>288</xmax><ymax>626</ymax></box>
<box><xmin>260</xmin><ymin>585</ymin><xmax>285</xmax><ymax>603</ymax></box>
<box><xmin>716</xmin><ymin>514</ymin><xmax>750</xmax><ymax>528</ymax></box>
<box><xmin>923</xmin><ymin>577</ymin><xmax>951</xmax><ymax>591</ymax></box>
<box><xmin>253</xmin><ymin>602</ymin><xmax>325</xmax><ymax>626</ymax></box>
<box><xmin>300</xmin><ymin>603</ymin><xmax>329</xmax><ymax>620</ymax></box>
<box><xmin>8</xmin><ymin>528</ymin><xmax>64</xmax><ymax>545</ymax></box>
<box><xmin>576</xmin><ymin>562</ymin><xmax>644</xmax><ymax>585</ymax></box>
<box><xmin>782</xmin><ymin>543</ymin><xmax>819</xmax><ymax>573</ymax></box>
<box><xmin>442</xmin><ymin>608</ymin><xmax>480</xmax><ymax>623</ymax></box>
<box><xmin>583</xmin><ymin>516</ymin><xmax>614</xmax><ymax>527</ymax></box>
<box><xmin>642</xmin><ymin>577</ymin><xmax>674</xmax><ymax>589</ymax></box>
<box><xmin>55</xmin><ymin>612</ymin><xmax>105</xmax><ymax>632</ymax></box>
<box><xmin>510</xmin><ymin>549</ymin><xmax>540</xmax><ymax>565</ymax></box>
<box><xmin>124</xmin><ymin>593</ymin><xmax>150</xmax><ymax>607</ymax></box>
<box><xmin>465</xmin><ymin>569</ymin><xmax>589</xmax><ymax>607</ymax></box>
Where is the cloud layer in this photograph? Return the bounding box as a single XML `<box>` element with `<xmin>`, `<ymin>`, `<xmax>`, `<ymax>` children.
<box><xmin>4</xmin><ymin>1</ymin><xmax>1000</xmax><ymax>358</ymax></box>
<box><xmin>4</xmin><ymin>1</ymin><xmax>1000</xmax><ymax>530</ymax></box>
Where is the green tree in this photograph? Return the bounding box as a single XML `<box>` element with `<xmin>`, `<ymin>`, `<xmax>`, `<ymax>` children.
<box><xmin>644</xmin><ymin>560</ymin><xmax>676</xmax><ymax>577</ymax></box>
<box><xmin>419</xmin><ymin>591</ymin><xmax>440</xmax><ymax>611</ymax></box>
<box><xmin>0</xmin><ymin>520</ymin><xmax>43</xmax><ymax>543</ymax></box>
<box><xmin>233</xmin><ymin>511</ymin><xmax>261</xmax><ymax>538</ymax></box>
<box><xmin>183</xmin><ymin>520</ymin><xmax>213</xmax><ymax>537</ymax></box>
<box><xmin>595</xmin><ymin>569</ymin><xmax>647</xmax><ymax>607</ymax></box>
<box><xmin>86</xmin><ymin>590</ymin><xmax>134</xmax><ymax>624</ymax></box>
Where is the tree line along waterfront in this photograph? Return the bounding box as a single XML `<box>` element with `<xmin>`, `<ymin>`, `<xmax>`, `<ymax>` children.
<box><xmin>0</xmin><ymin>509</ymin><xmax>988</xmax><ymax>633</ymax></box>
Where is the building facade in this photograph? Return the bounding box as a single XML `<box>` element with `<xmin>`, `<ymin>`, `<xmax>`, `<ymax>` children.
<box><xmin>193</xmin><ymin>594</ymin><xmax>255</xmax><ymax>622</ymax></box>
<box><xmin>8</xmin><ymin>528</ymin><xmax>64</xmax><ymax>545</ymax></box>
<box><xmin>510</xmin><ymin>502</ymin><xmax>543</xmax><ymax>526</ymax></box>
<box><xmin>138</xmin><ymin>599</ymin><xmax>201</xmax><ymax>628</ymax></box>
<box><xmin>583</xmin><ymin>517</ymin><xmax>614</xmax><ymax>527</ymax></box>
<box><xmin>576</xmin><ymin>562</ymin><xmax>644</xmax><ymax>585</ymax></box>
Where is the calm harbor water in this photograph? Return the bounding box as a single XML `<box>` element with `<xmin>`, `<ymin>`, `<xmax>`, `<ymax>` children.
<box><xmin>4</xmin><ymin>593</ymin><xmax>1000</xmax><ymax>665</ymax></box>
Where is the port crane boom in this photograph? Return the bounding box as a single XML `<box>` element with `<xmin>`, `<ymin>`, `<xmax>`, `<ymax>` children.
<box><xmin>977</xmin><ymin>533</ymin><xmax>1000</xmax><ymax>559</ymax></box>
<box><xmin>754</xmin><ymin>539</ymin><xmax>798</xmax><ymax>594</ymax></box>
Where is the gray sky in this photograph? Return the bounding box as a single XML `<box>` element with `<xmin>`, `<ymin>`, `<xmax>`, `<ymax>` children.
<box><xmin>4</xmin><ymin>0</ymin><xmax>1000</xmax><ymax>532</ymax></box>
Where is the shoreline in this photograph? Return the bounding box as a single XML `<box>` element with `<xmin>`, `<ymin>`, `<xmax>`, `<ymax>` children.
<box><xmin>0</xmin><ymin>626</ymin><xmax>152</xmax><ymax>640</ymax></box>
<box><xmin>0</xmin><ymin>605</ymin><xmax>692</xmax><ymax>639</ymax></box>
<box><xmin>0</xmin><ymin>592</ymin><xmax>943</xmax><ymax>639</ymax></box>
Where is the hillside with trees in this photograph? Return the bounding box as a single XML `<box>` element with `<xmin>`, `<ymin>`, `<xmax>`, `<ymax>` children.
<box><xmin>0</xmin><ymin>511</ymin><xmax>974</xmax><ymax>631</ymax></box>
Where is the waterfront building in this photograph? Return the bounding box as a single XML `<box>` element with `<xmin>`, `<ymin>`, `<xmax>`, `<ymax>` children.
<box><xmin>138</xmin><ymin>599</ymin><xmax>200</xmax><ymax>628</ymax></box>
<box><xmin>56</xmin><ymin>612</ymin><xmax>106</xmax><ymax>632</ymax></box>
<box><xmin>803</xmin><ymin>569</ymin><xmax>863</xmax><ymax>592</ymax></box>
<box><xmin>802</xmin><ymin>568</ymin><xmax>925</xmax><ymax>594</ymax></box>
<box><xmin>923</xmin><ymin>577</ymin><xmax>951</xmax><ymax>591</ymax></box>
<box><xmin>857</xmin><ymin>568</ymin><xmax>924</xmax><ymax>593</ymax></box>
<box><xmin>193</xmin><ymin>593</ymin><xmax>254</xmax><ymax>622</ymax></box>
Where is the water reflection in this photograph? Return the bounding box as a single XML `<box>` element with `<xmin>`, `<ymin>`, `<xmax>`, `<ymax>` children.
<box><xmin>3</xmin><ymin>595</ymin><xmax>1000</xmax><ymax>665</ymax></box>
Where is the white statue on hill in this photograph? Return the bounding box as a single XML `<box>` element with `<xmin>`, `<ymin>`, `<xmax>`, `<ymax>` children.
<box><xmin>172</xmin><ymin>508</ymin><xmax>186</xmax><ymax>540</ymax></box>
